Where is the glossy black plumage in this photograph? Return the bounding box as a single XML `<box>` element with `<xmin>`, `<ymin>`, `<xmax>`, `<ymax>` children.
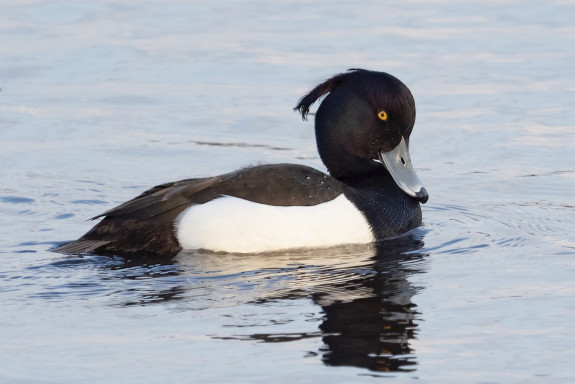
<box><xmin>55</xmin><ymin>69</ymin><xmax>427</xmax><ymax>257</ymax></box>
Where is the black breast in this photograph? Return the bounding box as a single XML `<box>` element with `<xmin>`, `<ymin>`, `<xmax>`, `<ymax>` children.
<box><xmin>341</xmin><ymin>171</ymin><xmax>422</xmax><ymax>240</ymax></box>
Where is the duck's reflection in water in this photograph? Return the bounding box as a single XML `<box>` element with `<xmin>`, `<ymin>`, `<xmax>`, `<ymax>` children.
<box><xmin>317</xmin><ymin>239</ymin><xmax>424</xmax><ymax>372</ymax></box>
<box><xmin>106</xmin><ymin>235</ymin><xmax>427</xmax><ymax>373</ymax></box>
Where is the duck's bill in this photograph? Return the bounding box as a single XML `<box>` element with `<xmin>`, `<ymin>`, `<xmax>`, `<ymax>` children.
<box><xmin>379</xmin><ymin>137</ymin><xmax>429</xmax><ymax>203</ymax></box>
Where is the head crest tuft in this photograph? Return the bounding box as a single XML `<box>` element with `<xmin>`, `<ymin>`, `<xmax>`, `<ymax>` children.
<box><xmin>294</xmin><ymin>69</ymin><xmax>367</xmax><ymax>120</ymax></box>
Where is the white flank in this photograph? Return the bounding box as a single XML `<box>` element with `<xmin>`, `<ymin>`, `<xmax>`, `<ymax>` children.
<box><xmin>176</xmin><ymin>195</ymin><xmax>373</xmax><ymax>253</ymax></box>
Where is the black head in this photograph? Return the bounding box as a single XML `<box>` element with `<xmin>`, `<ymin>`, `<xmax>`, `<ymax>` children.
<box><xmin>295</xmin><ymin>69</ymin><xmax>427</xmax><ymax>203</ymax></box>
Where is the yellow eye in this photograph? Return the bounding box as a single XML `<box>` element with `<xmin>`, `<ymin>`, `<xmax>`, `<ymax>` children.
<box><xmin>377</xmin><ymin>110</ymin><xmax>388</xmax><ymax>121</ymax></box>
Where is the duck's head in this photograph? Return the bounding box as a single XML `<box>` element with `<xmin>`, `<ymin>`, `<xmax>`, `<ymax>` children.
<box><xmin>295</xmin><ymin>69</ymin><xmax>428</xmax><ymax>203</ymax></box>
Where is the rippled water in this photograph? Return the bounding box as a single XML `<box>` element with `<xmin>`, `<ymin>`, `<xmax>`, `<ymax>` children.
<box><xmin>1</xmin><ymin>1</ymin><xmax>574</xmax><ymax>383</ymax></box>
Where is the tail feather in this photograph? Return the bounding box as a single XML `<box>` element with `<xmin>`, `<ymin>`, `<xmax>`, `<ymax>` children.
<box><xmin>53</xmin><ymin>240</ymin><xmax>110</xmax><ymax>255</ymax></box>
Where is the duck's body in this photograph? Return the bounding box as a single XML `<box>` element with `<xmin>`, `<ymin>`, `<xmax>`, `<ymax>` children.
<box><xmin>55</xmin><ymin>69</ymin><xmax>428</xmax><ymax>256</ymax></box>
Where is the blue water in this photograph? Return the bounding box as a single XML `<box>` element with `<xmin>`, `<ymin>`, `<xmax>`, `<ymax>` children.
<box><xmin>1</xmin><ymin>1</ymin><xmax>574</xmax><ymax>383</ymax></box>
